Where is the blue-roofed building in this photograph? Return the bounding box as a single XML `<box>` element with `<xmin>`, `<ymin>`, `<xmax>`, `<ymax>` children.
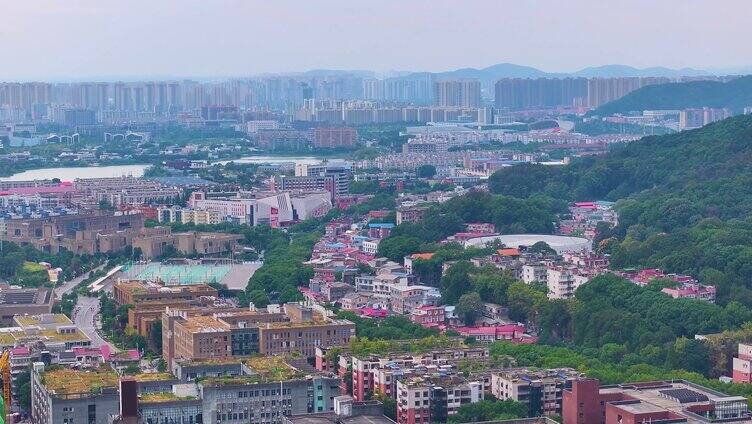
<box><xmin>368</xmin><ymin>223</ymin><xmax>395</xmax><ymax>229</ymax></box>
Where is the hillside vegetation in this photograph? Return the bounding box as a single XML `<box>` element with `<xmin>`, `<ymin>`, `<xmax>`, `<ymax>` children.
<box><xmin>489</xmin><ymin>114</ymin><xmax>752</xmax><ymax>304</ymax></box>
<box><xmin>593</xmin><ymin>75</ymin><xmax>752</xmax><ymax>115</ymax></box>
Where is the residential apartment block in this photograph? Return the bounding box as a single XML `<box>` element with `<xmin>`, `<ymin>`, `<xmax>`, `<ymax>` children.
<box><xmin>396</xmin><ymin>375</ymin><xmax>484</xmax><ymax>424</ymax></box>
<box><xmin>491</xmin><ymin>368</ymin><xmax>583</xmax><ymax>417</ymax></box>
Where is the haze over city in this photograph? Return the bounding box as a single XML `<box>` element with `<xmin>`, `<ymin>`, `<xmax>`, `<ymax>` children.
<box><xmin>4</xmin><ymin>2</ymin><xmax>752</xmax><ymax>424</ymax></box>
<box><xmin>2</xmin><ymin>0</ymin><xmax>752</xmax><ymax>80</ymax></box>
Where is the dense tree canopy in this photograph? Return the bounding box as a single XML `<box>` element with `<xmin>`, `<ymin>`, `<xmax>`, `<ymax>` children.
<box><xmin>489</xmin><ymin>114</ymin><xmax>752</xmax><ymax>306</ymax></box>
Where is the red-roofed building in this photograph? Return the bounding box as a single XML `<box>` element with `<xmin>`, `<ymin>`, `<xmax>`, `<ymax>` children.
<box><xmin>496</xmin><ymin>248</ymin><xmax>521</xmax><ymax>257</ymax></box>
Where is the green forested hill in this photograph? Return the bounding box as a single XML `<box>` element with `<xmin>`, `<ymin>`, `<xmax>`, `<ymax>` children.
<box><xmin>592</xmin><ymin>75</ymin><xmax>752</xmax><ymax>115</ymax></box>
<box><xmin>489</xmin><ymin>114</ymin><xmax>752</xmax><ymax>304</ymax></box>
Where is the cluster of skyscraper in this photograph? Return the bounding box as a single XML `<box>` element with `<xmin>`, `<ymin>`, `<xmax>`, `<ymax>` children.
<box><xmin>0</xmin><ymin>73</ymin><xmax>735</xmax><ymax>123</ymax></box>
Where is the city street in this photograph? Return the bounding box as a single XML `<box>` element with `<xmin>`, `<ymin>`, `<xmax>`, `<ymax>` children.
<box><xmin>54</xmin><ymin>264</ymin><xmax>105</xmax><ymax>299</ymax></box>
<box><xmin>72</xmin><ymin>295</ymin><xmax>118</xmax><ymax>351</ymax></box>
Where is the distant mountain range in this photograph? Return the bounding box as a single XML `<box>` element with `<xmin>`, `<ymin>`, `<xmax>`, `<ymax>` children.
<box><xmin>29</xmin><ymin>63</ymin><xmax>747</xmax><ymax>83</ymax></box>
<box><xmin>248</xmin><ymin>63</ymin><xmax>727</xmax><ymax>81</ymax></box>
<box><xmin>411</xmin><ymin>63</ymin><xmax>714</xmax><ymax>81</ymax></box>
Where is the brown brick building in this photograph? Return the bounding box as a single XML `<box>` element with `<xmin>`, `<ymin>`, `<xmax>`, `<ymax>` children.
<box><xmin>257</xmin><ymin>319</ymin><xmax>356</xmax><ymax>357</ymax></box>
<box><xmin>161</xmin><ymin>303</ymin><xmax>355</xmax><ymax>370</ymax></box>
<box><xmin>131</xmin><ymin>228</ymin><xmax>242</xmax><ymax>259</ymax></box>
<box><xmin>1</xmin><ymin>211</ymin><xmax>144</xmax><ymax>255</ymax></box>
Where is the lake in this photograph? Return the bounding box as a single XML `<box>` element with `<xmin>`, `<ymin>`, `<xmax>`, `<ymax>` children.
<box><xmin>217</xmin><ymin>155</ymin><xmax>339</xmax><ymax>165</ymax></box>
<box><xmin>0</xmin><ymin>164</ymin><xmax>151</xmax><ymax>181</ymax></box>
<box><xmin>1</xmin><ymin>155</ymin><xmax>347</xmax><ymax>181</ymax></box>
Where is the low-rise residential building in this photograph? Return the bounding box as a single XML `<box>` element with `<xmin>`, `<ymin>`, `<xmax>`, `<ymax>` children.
<box><xmin>661</xmin><ymin>282</ymin><xmax>717</xmax><ymax>303</ymax></box>
<box><xmin>465</xmin><ymin>223</ymin><xmax>496</xmax><ymax>233</ymax></box>
<box><xmin>362</xmin><ymin>239</ymin><xmax>380</xmax><ymax>255</ymax></box>
<box><xmin>491</xmin><ymin>368</ymin><xmax>583</xmax><ymax>417</ymax></box>
<box><xmin>396</xmin><ymin>206</ymin><xmax>429</xmax><ymax>225</ymax></box>
<box><xmin>348</xmin><ymin>345</ymin><xmax>491</xmax><ymax>402</ymax></box>
<box><xmin>616</xmin><ymin>268</ymin><xmax>716</xmax><ymax>303</ymax></box>
<box><xmin>410</xmin><ymin>305</ymin><xmax>445</xmax><ymax>327</ymax></box>
<box><xmin>396</xmin><ymin>375</ymin><xmax>484</xmax><ymax>424</ymax></box>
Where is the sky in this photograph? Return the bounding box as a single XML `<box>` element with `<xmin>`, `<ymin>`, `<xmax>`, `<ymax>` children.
<box><xmin>2</xmin><ymin>0</ymin><xmax>751</xmax><ymax>81</ymax></box>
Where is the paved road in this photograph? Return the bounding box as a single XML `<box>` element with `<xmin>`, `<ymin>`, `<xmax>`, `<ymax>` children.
<box><xmin>72</xmin><ymin>295</ymin><xmax>118</xmax><ymax>351</ymax></box>
<box><xmin>54</xmin><ymin>264</ymin><xmax>106</xmax><ymax>299</ymax></box>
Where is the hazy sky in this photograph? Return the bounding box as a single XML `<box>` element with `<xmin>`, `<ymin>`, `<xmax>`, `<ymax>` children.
<box><xmin>2</xmin><ymin>0</ymin><xmax>751</xmax><ymax>80</ymax></box>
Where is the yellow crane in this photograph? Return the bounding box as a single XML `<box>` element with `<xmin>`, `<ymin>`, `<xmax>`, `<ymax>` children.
<box><xmin>0</xmin><ymin>351</ymin><xmax>10</xmax><ymax>410</ymax></box>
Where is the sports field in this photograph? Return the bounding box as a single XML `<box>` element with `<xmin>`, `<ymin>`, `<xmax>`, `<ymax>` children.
<box><xmin>120</xmin><ymin>261</ymin><xmax>261</xmax><ymax>289</ymax></box>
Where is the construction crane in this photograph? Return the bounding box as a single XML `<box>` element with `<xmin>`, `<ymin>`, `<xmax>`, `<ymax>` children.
<box><xmin>0</xmin><ymin>351</ymin><xmax>10</xmax><ymax>411</ymax></box>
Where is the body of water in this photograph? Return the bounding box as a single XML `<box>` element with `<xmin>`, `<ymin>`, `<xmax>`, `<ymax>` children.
<box><xmin>218</xmin><ymin>155</ymin><xmax>341</xmax><ymax>165</ymax></box>
<box><xmin>2</xmin><ymin>155</ymin><xmax>348</xmax><ymax>181</ymax></box>
<box><xmin>0</xmin><ymin>164</ymin><xmax>151</xmax><ymax>181</ymax></box>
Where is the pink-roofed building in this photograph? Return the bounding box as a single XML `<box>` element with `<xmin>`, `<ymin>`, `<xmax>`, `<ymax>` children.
<box><xmin>300</xmin><ymin>287</ymin><xmax>326</xmax><ymax>303</ymax></box>
<box><xmin>73</xmin><ymin>346</ymin><xmax>105</xmax><ymax>364</ymax></box>
<box><xmin>359</xmin><ymin>307</ymin><xmax>388</xmax><ymax>319</ymax></box>
<box><xmin>9</xmin><ymin>346</ymin><xmax>33</xmax><ymax>377</ymax></box>
<box><xmin>618</xmin><ymin>268</ymin><xmax>666</xmax><ymax>286</ymax></box>
<box><xmin>573</xmin><ymin>202</ymin><xmax>597</xmax><ymax>209</ymax></box>
<box><xmin>455</xmin><ymin>324</ymin><xmax>533</xmax><ymax>344</ymax></box>
<box><xmin>662</xmin><ymin>283</ymin><xmax>716</xmax><ymax>303</ymax></box>
<box><xmin>314</xmin><ymin>268</ymin><xmax>337</xmax><ymax>282</ymax></box>
<box><xmin>101</xmin><ymin>345</ymin><xmax>140</xmax><ymax>367</ymax></box>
